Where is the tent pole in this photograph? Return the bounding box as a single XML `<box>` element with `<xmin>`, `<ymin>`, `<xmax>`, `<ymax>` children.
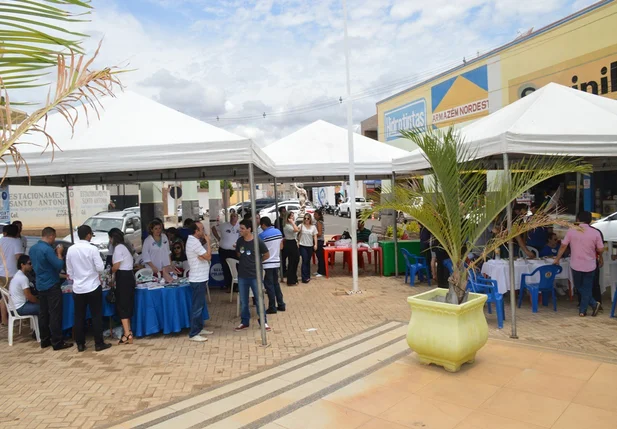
<box><xmin>223</xmin><ymin>180</ymin><xmax>228</xmax><ymax>223</ymax></box>
<box><xmin>392</xmin><ymin>173</ymin><xmax>398</xmax><ymax>278</ymax></box>
<box><xmin>241</xmin><ymin>181</ymin><xmax>245</xmax><ymax>217</ymax></box>
<box><xmin>503</xmin><ymin>153</ymin><xmax>518</xmax><ymax>339</ymax></box>
<box><xmin>249</xmin><ymin>163</ymin><xmax>267</xmax><ymax>345</ymax></box>
<box><xmin>274</xmin><ymin>179</ymin><xmax>282</xmax><ymax>281</ymax></box>
<box><xmin>342</xmin><ymin>0</ymin><xmax>358</xmax><ymax>293</ymax></box>
<box><xmin>575</xmin><ymin>172</ymin><xmax>581</xmax><ymax>218</ymax></box>
<box><xmin>66</xmin><ymin>185</ymin><xmax>74</xmax><ymax>244</ymax></box>
<box><xmin>176</xmin><ymin>180</ymin><xmax>181</xmax><ymax>227</ymax></box>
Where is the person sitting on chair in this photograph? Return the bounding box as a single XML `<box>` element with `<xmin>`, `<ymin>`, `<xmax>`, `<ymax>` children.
<box><xmin>9</xmin><ymin>255</ymin><xmax>39</xmax><ymax>316</ymax></box>
<box><xmin>356</xmin><ymin>220</ymin><xmax>371</xmax><ymax>243</ymax></box>
<box><xmin>539</xmin><ymin>233</ymin><xmax>561</xmax><ymax>258</ymax></box>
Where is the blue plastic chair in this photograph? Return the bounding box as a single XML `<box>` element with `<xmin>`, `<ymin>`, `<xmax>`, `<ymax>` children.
<box><xmin>610</xmin><ymin>287</ymin><xmax>616</xmax><ymax>318</ymax></box>
<box><xmin>467</xmin><ymin>269</ymin><xmax>504</xmax><ymax>329</ymax></box>
<box><xmin>517</xmin><ymin>265</ymin><xmax>562</xmax><ymax>313</ymax></box>
<box><xmin>401</xmin><ymin>248</ymin><xmax>430</xmax><ymax>286</ymax></box>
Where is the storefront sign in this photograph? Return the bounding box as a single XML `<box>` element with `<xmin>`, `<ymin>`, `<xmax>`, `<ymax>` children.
<box><xmin>383</xmin><ymin>98</ymin><xmax>426</xmax><ymax>141</ymax></box>
<box><xmin>431</xmin><ymin>65</ymin><xmax>489</xmax><ymax>127</ymax></box>
<box><xmin>509</xmin><ymin>45</ymin><xmax>617</xmax><ymax>101</ymax></box>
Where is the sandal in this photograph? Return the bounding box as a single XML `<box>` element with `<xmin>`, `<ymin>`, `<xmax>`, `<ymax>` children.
<box><xmin>592</xmin><ymin>303</ymin><xmax>602</xmax><ymax>317</ymax></box>
<box><xmin>579</xmin><ymin>313</ymin><xmax>586</xmax><ymax>317</ymax></box>
<box><xmin>119</xmin><ymin>332</ymin><xmax>134</xmax><ymax>345</ymax></box>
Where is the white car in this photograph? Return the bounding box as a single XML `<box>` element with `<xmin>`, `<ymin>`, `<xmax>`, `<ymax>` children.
<box><xmin>338</xmin><ymin>197</ymin><xmax>372</xmax><ymax>218</ymax></box>
<box><xmin>593</xmin><ymin>211</ymin><xmax>617</xmax><ymax>241</ymax></box>
<box><xmin>259</xmin><ymin>200</ymin><xmax>315</xmax><ymax>223</ymax></box>
<box><xmin>63</xmin><ymin>211</ymin><xmax>142</xmax><ymax>258</ymax></box>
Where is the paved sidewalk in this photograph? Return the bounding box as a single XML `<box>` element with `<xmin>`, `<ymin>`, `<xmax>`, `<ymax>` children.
<box><xmin>0</xmin><ymin>263</ymin><xmax>616</xmax><ymax>428</ymax></box>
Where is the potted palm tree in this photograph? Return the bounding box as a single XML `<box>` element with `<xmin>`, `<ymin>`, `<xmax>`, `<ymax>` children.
<box><xmin>374</xmin><ymin>129</ymin><xmax>589</xmax><ymax>372</ymax></box>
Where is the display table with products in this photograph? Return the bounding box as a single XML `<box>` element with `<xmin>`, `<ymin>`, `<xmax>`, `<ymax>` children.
<box><xmin>379</xmin><ymin>240</ymin><xmax>421</xmax><ymax>276</ymax></box>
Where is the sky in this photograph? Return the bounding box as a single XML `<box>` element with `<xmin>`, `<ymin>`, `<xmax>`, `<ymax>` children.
<box><xmin>19</xmin><ymin>0</ymin><xmax>600</xmax><ymax>146</ymax></box>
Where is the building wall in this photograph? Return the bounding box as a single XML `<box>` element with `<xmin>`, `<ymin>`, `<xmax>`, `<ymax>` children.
<box><xmin>376</xmin><ymin>0</ymin><xmax>617</xmax><ymax>150</ymax></box>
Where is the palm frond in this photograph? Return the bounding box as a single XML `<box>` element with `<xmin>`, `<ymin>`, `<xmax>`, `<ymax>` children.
<box><xmin>0</xmin><ymin>0</ymin><xmax>92</xmax><ymax>89</ymax></box>
<box><xmin>0</xmin><ymin>41</ymin><xmax>122</xmax><ymax>182</ymax></box>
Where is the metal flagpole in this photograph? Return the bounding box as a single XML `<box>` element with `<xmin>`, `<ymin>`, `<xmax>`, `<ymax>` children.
<box><xmin>392</xmin><ymin>173</ymin><xmax>399</xmax><ymax>278</ymax></box>
<box><xmin>273</xmin><ymin>179</ymin><xmax>282</xmax><ymax>280</ymax></box>
<box><xmin>575</xmin><ymin>172</ymin><xmax>581</xmax><ymax>218</ymax></box>
<box><xmin>249</xmin><ymin>163</ymin><xmax>267</xmax><ymax>345</ymax></box>
<box><xmin>342</xmin><ymin>0</ymin><xmax>359</xmax><ymax>293</ymax></box>
<box><xmin>65</xmin><ymin>185</ymin><xmax>74</xmax><ymax>244</ymax></box>
<box><xmin>503</xmin><ymin>153</ymin><xmax>518</xmax><ymax>339</ymax></box>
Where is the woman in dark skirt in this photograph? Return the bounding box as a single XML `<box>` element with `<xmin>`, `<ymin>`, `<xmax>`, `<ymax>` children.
<box><xmin>109</xmin><ymin>229</ymin><xmax>136</xmax><ymax>344</ymax></box>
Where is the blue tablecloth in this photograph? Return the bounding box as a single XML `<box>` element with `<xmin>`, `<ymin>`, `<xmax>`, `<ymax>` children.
<box><xmin>132</xmin><ymin>285</ymin><xmax>209</xmax><ymax>337</ymax></box>
<box><xmin>208</xmin><ymin>253</ymin><xmax>225</xmax><ymax>288</ymax></box>
<box><xmin>62</xmin><ymin>290</ymin><xmax>115</xmax><ymax>331</ymax></box>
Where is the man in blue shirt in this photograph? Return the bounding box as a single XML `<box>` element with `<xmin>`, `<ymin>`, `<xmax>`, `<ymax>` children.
<box><xmin>539</xmin><ymin>232</ymin><xmax>560</xmax><ymax>258</ymax></box>
<box><xmin>29</xmin><ymin>227</ymin><xmax>73</xmax><ymax>350</ymax></box>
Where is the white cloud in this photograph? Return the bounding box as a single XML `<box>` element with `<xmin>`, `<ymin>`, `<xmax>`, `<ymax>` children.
<box><xmin>10</xmin><ymin>0</ymin><xmax>595</xmax><ymax>146</ymax></box>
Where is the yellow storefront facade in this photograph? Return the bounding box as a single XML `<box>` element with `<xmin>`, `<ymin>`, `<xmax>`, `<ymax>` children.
<box><xmin>377</xmin><ymin>0</ymin><xmax>617</xmax><ymax>151</ymax></box>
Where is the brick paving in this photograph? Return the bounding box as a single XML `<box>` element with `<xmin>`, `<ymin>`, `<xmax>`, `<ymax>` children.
<box><xmin>0</xmin><ymin>260</ymin><xmax>616</xmax><ymax>429</ymax></box>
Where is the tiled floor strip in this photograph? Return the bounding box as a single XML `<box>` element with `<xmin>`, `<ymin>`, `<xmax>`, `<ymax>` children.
<box><xmin>104</xmin><ymin>321</ymin><xmax>406</xmax><ymax>429</ymax></box>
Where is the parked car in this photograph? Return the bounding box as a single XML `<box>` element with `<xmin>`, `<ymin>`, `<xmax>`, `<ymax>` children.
<box><xmin>63</xmin><ymin>211</ymin><xmax>142</xmax><ymax>258</ymax></box>
<box><xmin>123</xmin><ymin>206</ymin><xmax>140</xmax><ymax>215</ymax></box>
<box><xmin>592</xmin><ymin>211</ymin><xmax>617</xmax><ymax>241</ymax></box>
<box><xmin>338</xmin><ymin>197</ymin><xmax>373</xmax><ymax>218</ymax></box>
<box><xmin>259</xmin><ymin>200</ymin><xmax>315</xmax><ymax>223</ymax></box>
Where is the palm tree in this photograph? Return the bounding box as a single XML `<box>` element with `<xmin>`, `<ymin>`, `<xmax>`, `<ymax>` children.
<box><xmin>374</xmin><ymin>128</ymin><xmax>591</xmax><ymax>304</ymax></box>
<box><xmin>0</xmin><ymin>0</ymin><xmax>122</xmax><ymax>176</ymax></box>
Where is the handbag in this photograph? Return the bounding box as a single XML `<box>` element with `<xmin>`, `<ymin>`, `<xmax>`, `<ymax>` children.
<box><xmin>106</xmin><ymin>286</ymin><xmax>116</xmax><ymax>304</ymax></box>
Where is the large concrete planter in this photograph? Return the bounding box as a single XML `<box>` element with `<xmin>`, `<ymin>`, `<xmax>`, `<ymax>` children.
<box><xmin>407</xmin><ymin>288</ymin><xmax>488</xmax><ymax>373</ymax></box>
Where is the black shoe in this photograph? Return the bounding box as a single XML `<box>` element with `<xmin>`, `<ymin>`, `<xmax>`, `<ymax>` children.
<box><xmin>53</xmin><ymin>342</ymin><xmax>73</xmax><ymax>351</ymax></box>
<box><xmin>40</xmin><ymin>339</ymin><xmax>52</xmax><ymax>349</ymax></box>
<box><xmin>95</xmin><ymin>343</ymin><xmax>111</xmax><ymax>352</ymax></box>
<box><xmin>277</xmin><ymin>306</ymin><xmax>286</xmax><ymax>312</ymax></box>
<box><xmin>266</xmin><ymin>308</ymin><xmax>278</xmax><ymax>314</ymax></box>
<box><xmin>77</xmin><ymin>344</ymin><xmax>86</xmax><ymax>352</ymax></box>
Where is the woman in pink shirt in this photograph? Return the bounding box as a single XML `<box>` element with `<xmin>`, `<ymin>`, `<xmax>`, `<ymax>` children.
<box><xmin>554</xmin><ymin>211</ymin><xmax>604</xmax><ymax>317</ymax></box>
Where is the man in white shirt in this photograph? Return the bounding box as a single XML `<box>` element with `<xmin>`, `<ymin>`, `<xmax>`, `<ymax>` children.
<box><xmin>66</xmin><ymin>225</ymin><xmax>111</xmax><ymax>352</ymax></box>
<box><xmin>185</xmin><ymin>222</ymin><xmax>212</xmax><ymax>342</ymax></box>
<box><xmin>213</xmin><ymin>212</ymin><xmax>239</xmax><ymax>291</ymax></box>
<box><xmin>0</xmin><ymin>224</ymin><xmax>24</xmax><ymax>286</ymax></box>
<box><xmin>10</xmin><ymin>255</ymin><xmax>39</xmax><ymax>317</ymax></box>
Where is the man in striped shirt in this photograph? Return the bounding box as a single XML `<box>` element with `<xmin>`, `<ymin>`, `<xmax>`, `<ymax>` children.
<box><xmin>259</xmin><ymin>217</ymin><xmax>285</xmax><ymax>314</ymax></box>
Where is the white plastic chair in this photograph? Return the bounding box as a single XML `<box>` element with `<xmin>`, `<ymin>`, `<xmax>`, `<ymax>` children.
<box><xmin>0</xmin><ymin>287</ymin><xmax>40</xmax><ymax>346</ymax></box>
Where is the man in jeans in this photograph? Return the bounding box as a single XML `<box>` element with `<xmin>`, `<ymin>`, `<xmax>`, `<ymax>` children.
<box><xmin>185</xmin><ymin>222</ymin><xmax>212</xmax><ymax>342</ymax></box>
<box><xmin>67</xmin><ymin>225</ymin><xmax>111</xmax><ymax>352</ymax></box>
<box><xmin>29</xmin><ymin>227</ymin><xmax>72</xmax><ymax>350</ymax></box>
<box><xmin>554</xmin><ymin>211</ymin><xmax>604</xmax><ymax>317</ymax></box>
<box><xmin>234</xmin><ymin>219</ymin><xmax>271</xmax><ymax>332</ymax></box>
<box><xmin>259</xmin><ymin>217</ymin><xmax>285</xmax><ymax>314</ymax></box>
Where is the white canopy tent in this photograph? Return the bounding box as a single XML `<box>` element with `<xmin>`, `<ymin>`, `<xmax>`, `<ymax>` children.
<box><xmin>265</xmin><ymin>120</ymin><xmax>410</xmax><ymax>180</ymax></box>
<box><xmin>4</xmin><ymin>91</ymin><xmax>275</xmax><ymax>186</ymax></box>
<box><xmin>393</xmin><ymin>83</ymin><xmax>617</xmax><ymax>174</ymax></box>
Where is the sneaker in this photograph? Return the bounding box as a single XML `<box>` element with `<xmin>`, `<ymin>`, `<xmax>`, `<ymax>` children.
<box><xmin>266</xmin><ymin>308</ymin><xmax>278</xmax><ymax>314</ymax></box>
<box><xmin>234</xmin><ymin>324</ymin><xmax>249</xmax><ymax>331</ymax></box>
<box><xmin>315</xmin><ymin>274</ymin><xmax>323</xmax><ymax>278</ymax></box>
<box><xmin>277</xmin><ymin>305</ymin><xmax>286</xmax><ymax>312</ymax></box>
<box><xmin>555</xmin><ymin>287</ymin><xmax>566</xmax><ymax>296</ymax></box>
<box><xmin>189</xmin><ymin>335</ymin><xmax>208</xmax><ymax>342</ymax></box>
<box><xmin>199</xmin><ymin>329</ymin><xmax>214</xmax><ymax>335</ymax></box>
<box><xmin>265</xmin><ymin>324</ymin><xmax>272</xmax><ymax>332</ymax></box>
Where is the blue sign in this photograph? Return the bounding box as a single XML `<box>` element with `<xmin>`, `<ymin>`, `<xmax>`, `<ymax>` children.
<box><xmin>383</xmin><ymin>98</ymin><xmax>427</xmax><ymax>141</ymax></box>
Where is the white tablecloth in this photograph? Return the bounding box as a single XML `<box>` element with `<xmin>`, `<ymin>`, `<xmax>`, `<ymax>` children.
<box><xmin>481</xmin><ymin>258</ymin><xmax>573</xmax><ymax>295</ymax></box>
